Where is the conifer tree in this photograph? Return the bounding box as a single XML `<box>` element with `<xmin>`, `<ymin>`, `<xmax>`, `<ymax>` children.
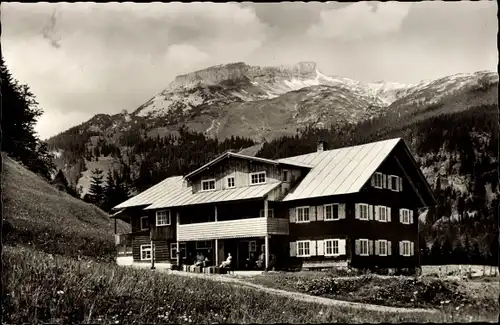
<box><xmin>88</xmin><ymin>168</ymin><xmax>105</xmax><ymax>207</ymax></box>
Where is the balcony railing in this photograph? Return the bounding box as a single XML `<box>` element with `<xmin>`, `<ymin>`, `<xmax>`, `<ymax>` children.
<box><xmin>177</xmin><ymin>217</ymin><xmax>289</xmax><ymax>241</ymax></box>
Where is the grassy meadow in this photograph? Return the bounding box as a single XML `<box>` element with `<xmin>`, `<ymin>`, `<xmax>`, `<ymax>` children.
<box><xmin>2</xmin><ymin>154</ymin><xmax>129</xmax><ymax>261</ymax></box>
<box><xmin>6</xmin><ymin>245</ymin><xmax>496</xmax><ymax>324</ymax></box>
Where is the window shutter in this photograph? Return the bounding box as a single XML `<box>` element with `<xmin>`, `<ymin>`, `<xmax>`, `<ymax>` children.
<box><xmin>374</xmin><ymin>206</ymin><xmax>380</xmax><ymax>221</ymax></box>
<box><xmin>309</xmin><ymin>240</ymin><xmax>317</xmax><ymax>256</ymax></box>
<box><xmin>289</xmin><ymin>242</ymin><xmax>296</xmax><ymax>257</ymax></box>
<box><xmin>289</xmin><ymin>208</ymin><xmax>296</xmax><ymax>223</ymax></box>
<box><xmin>355</xmin><ymin>239</ymin><xmax>360</xmax><ymax>255</ymax></box>
<box><xmin>368</xmin><ymin>205</ymin><xmax>374</xmax><ymax>220</ymax></box>
<box><xmin>387</xmin><ymin>207</ymin><xmax>391</xmax><ymax>222</ymax></box>
<box><xmin>339</xmin><ymin>203</ymin><xmax>346</xmax><ymax>219</ymax></box>
<box><xmin>375</xmin><ymin>240</ymin><xmax>380</xmax><ymax>256</ymax></box>
<box><xmin>317</xmin><ymin>206</ymin><xmax>324</xmax><ymax>221</ymax></box>
<box><xmin>388</xmin><ymin>241</ymin><xmax>392</xmax><ymax>255</ymax></box>
<box><xmin>410</xmin><ymin>242</ymin><xmax>415</xmax><ymax>256</ymax></box>
<box><xmin>383</xmin><ymin>174</ymin><xmax>387</xmax><ymax>188</ymax></box>
<box><xmin>339</xmin><ymin>239</ymin><xmax>346</xmax><ymax>255</ymax></box>
<box><xmin>355</xmin><ymin>204</ymin><xmax>360</xmax><ymax>219</ymax></box>
<box><xmin>317</xmin><ymin>240</ymin><xmax>325</xmax><ymax>256</ymax></box>
<box><xmin>371</xmin><ymin>175</ymin><xmax>375</xmax><ymax>187</ymax></box>
<box><xmin>399</xmin><ymin>209</ymin><xmax>403</xmax><ymax>223</ymax></box>
<box><xmin>410</xmin><ymin>210</ymin><xmax>414</xmax><ymax>224</ymax></box>
<box><xmin>399</xmin><ymin>177</ymin><xmax>403</xmax><ymax>192</ymax></box>
<box><xmin>368</xmin><ymin>240</ymin><xmax>374</xmax><ymax>255</ymax></box>
<box><xmin>399</xmin><ymin>241</ymin><xmax>403</xmax><ymax>255</ymax></box>
<box><xmin>309</xmin><ymin>206</ymin><xmax>316</xmax><ymax>222</ymax></box>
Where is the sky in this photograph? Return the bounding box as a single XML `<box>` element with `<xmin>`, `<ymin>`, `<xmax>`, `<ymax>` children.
<box><xmin>2</xmin><ymin>1</ymin><xmax>498</xmax><ymax>140</ymax></box>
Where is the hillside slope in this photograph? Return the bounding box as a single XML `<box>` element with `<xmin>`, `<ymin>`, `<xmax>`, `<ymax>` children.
<box><xmin>2</xmin><ymin>153</ymin><xmax>129</xmax><ymax>260</ymax></box>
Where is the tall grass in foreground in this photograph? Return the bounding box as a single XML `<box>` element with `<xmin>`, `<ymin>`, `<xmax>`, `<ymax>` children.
<box><xmin>2</xmin><ymin>246</ymin><xmax>491</xmax><ymax>324</ymax></box>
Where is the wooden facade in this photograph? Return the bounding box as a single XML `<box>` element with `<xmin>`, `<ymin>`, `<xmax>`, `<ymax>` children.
<box><xmin>113</xmin><ymin>139</ymin><xmax>435</xmax><ymax>272</ymax></box>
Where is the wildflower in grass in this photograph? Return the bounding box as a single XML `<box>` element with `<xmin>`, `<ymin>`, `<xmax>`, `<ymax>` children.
<box><xmin>56</xmin><ymin>290</ymin><xmax>64</xmax><ymax>295</ymax></box>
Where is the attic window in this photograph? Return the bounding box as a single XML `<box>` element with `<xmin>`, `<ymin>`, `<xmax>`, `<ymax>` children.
<box><xmin>227</xmin><ymin>177</ymin><xmax>235</xmax><ymax>188</ymax></box>
<box><xmin>388</xmin><ymin>175</ymin><xmax>401</xmax><ymax>191</ymax></box>
<box><xmin>372</xmin><ymin>172</ymin><xmax>384</xmax><ymax>189</ymax></box>
<box><xmin>201</xmin><ymin>179</ymin><xmax>216</xmax><ymax>191</ymax></box>
<box><xmin>250</xmin><ymin>172</ymin><xmax>266</xmax><ymax>185</ymax></box>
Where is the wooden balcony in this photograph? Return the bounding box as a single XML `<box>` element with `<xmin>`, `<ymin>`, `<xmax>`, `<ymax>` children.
<box><xmin>150</xmin><ymin>226</ymin><xmax>175</xmax><ymax>241</ymax></box>
<box><xmin>177</xmin><ymin>217</ymin><xmax>289</xmax><ymax>241</ymax></box>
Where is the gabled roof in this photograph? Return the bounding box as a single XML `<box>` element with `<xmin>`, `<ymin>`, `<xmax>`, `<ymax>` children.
<box><xmin>278</xmin><ymin>138</ymin><xmax>402</xmax><ymax>201</ymax></box>
<box><xmin>184</xmin><ymin>151</ymin><xmax>312</xmax><ymax>179</ymax></box>
<box><xmin>145</xmin><ymin>182</ymin><xmax>281</xmax><ymax>210</ymax></box>
<box><xmin>114</xmin><ymin>176</ymin><xmax>185</xmax><ymax>209</ymax></box>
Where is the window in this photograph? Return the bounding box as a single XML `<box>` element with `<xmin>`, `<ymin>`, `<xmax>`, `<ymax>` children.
<box><xmin>372</xmin><ymin>172</ymin><xmax>384</xmax><ymax>188</ymax></box>
<box><xmin>389</xmin><ymin>175</ymin><xmax>400</xmax><ymax>191</ymax></box>
<box><xmin>156</xmin><ymin>210</ymin><xmax>171</xmax><ymax>226</ymax></box>
<box><xmin>283</xmin><ymin>170</ymin><xmax>289</xmax><ymax>182</ymax></box>
<box><xmin>201</xmin><ymin>179</ymin><xmax>216</xmax><ymax>191</ymax></box>
<box><xmin>377</xmin><ymin>206</ymin><xmax>388</xmax><ymax>222</ymax></box>
<box><xmin>196</xmin><ymin>240</ymin><xmax>212</xmax><ymax>250</ymax></box>
<box><xmin>325</xmin><ymin>239</ymin><xmax>340</xmax><ymax>256</ymax></box>
<box><xmin>296</xmin><ymin>207</ymin><xmax>310</xmax><ymax>223</ymax></box>
<box><xmin>378</xmin><ymin>240</ymin><xmax>388</xmax><ymax>256</ymax></box>
<box><xmin>401</xmin><ymin>241</ymin><xmax>411</xmax><ymax>256</ymax></box>
<box><xmin>226</xmin><ymin>177</ymin><xmax>235</xmax><ymax>188</ymax></box>
<box><xmin>401</xmin><ymin>209</ymin><xmax>411</xmax><ymax>224</ymax></box>
<box><xmin>250</xmin><ymin>172</ymin><xmax>266</xmax><ymax>185</ymax></box>
<box><xmin>259</xmin><ymin>209</ymin><xmax>274</xmax><ymax>218</ymax></box>
<box><xmin>141</xmin><ymin>245</ymin><xmax>152</xmax><ymax>260</ymax></box>
<box><xmin>359</xmin><ymin>204</ymin><xmax>369</xmax><ymax>220</ymax></box>
<box><xmin>170</xmin><ymin>243</ymin><xmax>187</xmax><ymax>259</ymax></box>
<box><xmin>297</xmin><ymin>241</ymin><xmax>310</xmax><ymax>257</ymax></box>
<box><xmin>140</xmin><ymin>216</ymin><xmax>149</xmax><ymax>230</ymax></box>
<box><xmin>359</xmin><ymin>239</ymin><xmax>369</xmax><ymax>256</ymax></box>
<box><xmin>324</xmin><ymin>204</ymin><xmax>339</xmax><ymax>221</ymax></box>
<box><xmin>249</xmin><ymin>241</ymin><xmax>257</xmax><ymax>252</ymax></box>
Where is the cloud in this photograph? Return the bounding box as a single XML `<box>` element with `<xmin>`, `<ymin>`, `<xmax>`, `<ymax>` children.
<box><xmin>165</xmin><ymin>44</ymin><xmax>210</xmax><ymax>71</ymax></box>
<box><xmin>41</xmin><ymin>10</ymin><xmax>61</xmax><ymax>48</ymax></box>
<box><xmin>307</xmin><ymin>2</ymin><xmax>412</xmax><ymax>40</ymax></box>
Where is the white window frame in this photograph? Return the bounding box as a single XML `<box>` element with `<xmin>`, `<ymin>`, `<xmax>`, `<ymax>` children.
<box><xmin>140</xmin><ymin>216</ymin><xmax>149</xmax><ymax>231</ymax></box>
<box><xmin>249</xmin><ymin>241</ymin><xmax>257</xmax><ymax>253</ymax></box>
<box><xmin>140</xmin><ymin>244</ymin><xmax>152</xmax><ymax>260</ymax></box>
<box><xmin>378</xmin><ymin>206</ymin><xmax>388</xmax><ymax>222</ymax></box>
<box><xmin>156</xmin><ymin>210</ymin><xmax>171</xmax><ymax>226</ymax></box>
<box><xmin>401</xmin><ymin>240</ymin><xmax>411</xmax><ymax>256</ymax></box>
<box><xmin>325</xmin><ymin>239</ymin><xmax>340</xmax><ymax>256</ymax></box>
<box><xmin>401</xmin><ymin>208</ymin><xmax>411</xmax><ymax>224</ymax></box>
<box><xmin>170</xmin><ymin>243</ymin><xmax>187</xmax><ymax>259</ymax></box>
<box><xmin>296</xmin><ymin>240</ymin><xmax>311</xmax><ymax>257</ymax></box>
<box><xmin>359</xmin><ymin>204</ymin><xmax>369</xmax><ymax>221</ymax></box>
<box><xmin>324</xmin><ymin>204</ymin><xmax>340</xmax><ymax>221</ymax></box>
<box><xmin>373</xmin><ymin>172</ymin><xmax>384</xmax><ymax>189</ymax></box>
<box><xmin>359</xmin><ymin>239</ymin><xmax>369</xmax><ymax>256</ymax></box>
<box><xmin>195</xmin><ymin>240</ymin><xmax>212</xmax><ymax>250</ymax></box>
<box><xmin>378</xmin><ymin>240</ymin><xmax>388</xmax><ymax>256</ymax></box>
<box><xmin>259</xmin><ymin>209</ymin><xmax>274</xmax><ymax>218</ymax></box>
<box><xmin>388</xmin><ymin>175</ymin><xmax>400</xmax><ymax>191</ymax></box>
<box><xmin>226</xmin><ymin>176</ymin><xmax>235</xmax><ymax>188</ymax></box>
<box><xmin>201</xmin><ymin>179</ymin><xmax>216</xmax><ymax>191</ymax></box>
<box><xmin>296</xmin><ymin>206</ymin><xmax>310</xmax><ymax>223</ymax></box>
<box><xmin>250</xmin><ymin>171</ymin><xmax>266</xmax><ymax>185</ymax></box>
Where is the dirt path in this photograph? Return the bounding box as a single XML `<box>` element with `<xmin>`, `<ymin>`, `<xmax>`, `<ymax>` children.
<box><xmin>165</xmin><ymin>270</ymin><xmax>440</xmax><ymax>314</ymax></box>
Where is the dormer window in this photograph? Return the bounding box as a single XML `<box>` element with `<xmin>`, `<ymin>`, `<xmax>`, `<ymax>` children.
<box><xmin>250</xmin><ymin>171</ymin><xmax>266</xmax><ymax>185</ymax></box>
<box><xmin>201</xmin><ymin>179</ymin><xmax>216</xmax><ymax>191</ymax></box>
<box><xmin>227</xmin><ymin>176</ymin><xmax>235</xmax><ymax>188</ymax></box>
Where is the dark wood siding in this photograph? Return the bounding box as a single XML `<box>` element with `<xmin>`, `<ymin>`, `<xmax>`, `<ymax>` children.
<box><xmin>286</xmin><ymin>151</ymin><xmax>421</xmax><ymax>269</ymax></box>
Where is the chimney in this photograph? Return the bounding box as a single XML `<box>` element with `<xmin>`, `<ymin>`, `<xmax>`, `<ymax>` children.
<box><xmin>317</xmin><ymin>139</ymin><xmax>327</xmax><ymax>152</ymax></box>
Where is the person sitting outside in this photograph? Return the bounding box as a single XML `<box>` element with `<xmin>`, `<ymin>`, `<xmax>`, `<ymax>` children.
<box><xmin>256</xmin><ymin>252</ymin><xmax>265</xmax><ymax>269</ymax></box>
<box><xmin>194</xmin><ymin>253</ymin><xmax>205</xmax><ymax>267</ymax></box>
<box><xmin>219</xmin><ymin>253</ymin><xmax>232</xmax><ymax>268</ymax></box>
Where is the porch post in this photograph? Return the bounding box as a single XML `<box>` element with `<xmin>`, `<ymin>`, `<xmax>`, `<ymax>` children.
<box><xmin>151</xmin><ymin>239</ymin><xmax>155</xmax><ymax>270</ymax></box>
<box><xmin>114</xmin><ymin>217</ymin><xmax>117</xmax><ymax>234</ymax></box>
<box><xmin>264</xmin><ymin>198</ymin><xmax>269</xmax><ymax>270</ymax></box>
<box><xmin>215</xmin><ymin>205</ymin><xmax>219</xmax><ymax>265</ymax></box>
<box><xmin>265</xmin><ymin>235</ymin><xmax>270</xmax><ymax>270</ymax></box>
<box><xmin>176</xmin><ymin>211</ymin><xmax>180</xmax><ymax>267</ymax></box>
